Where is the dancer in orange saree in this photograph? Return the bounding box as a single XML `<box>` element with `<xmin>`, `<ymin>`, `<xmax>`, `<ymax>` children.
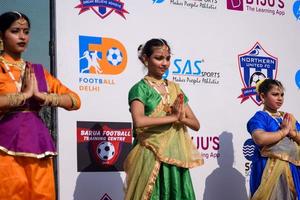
<box><xmin>0</xmin><ymin>11</ymin><xmax>81</xmax><ymax>199</ymax></box>
<box><xmin>124</xmin><ymin>38</ymin><xmax>203</xmax><ymax>200</ymax></box>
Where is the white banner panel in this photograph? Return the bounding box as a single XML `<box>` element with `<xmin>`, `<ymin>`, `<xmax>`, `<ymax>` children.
<box><xmin>56</xmin><ymin>0</ymin><xmax>300</xmax><ymax>199</ymax></box>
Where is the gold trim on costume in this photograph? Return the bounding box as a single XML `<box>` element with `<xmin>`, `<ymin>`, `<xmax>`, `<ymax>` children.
<box><xmin>0</xmin><ymin>146</ymin><xmax>57</xmax><ymax>159</ymax></box>
<box><xmin>261</xmin><ymin>151</ymin><xmax>300</xmax><ymax>166</ymax></box>
<box><xmin>67</xmin><ymin>93</ymin><xmax>79</xmax><ymax>110</ymax></box>
<box><xmin>142</xmin><ymin>160</ymin><xmax>161</xmax><ymax>200</ymax></box>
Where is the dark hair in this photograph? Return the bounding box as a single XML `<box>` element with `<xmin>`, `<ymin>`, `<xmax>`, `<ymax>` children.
<box><xmin>138</xmin><ymin>38</ymin><xmax>171</xmax><ymax>63</ymax></box>
<box><xmin>0</xmin><ymin>11</ymin><xmax>30</xmax><ymax>34</ymax></box>
<box><xmin>258</xmin><ymin>78</ymin><xmax>284</xmax><ymax>94</ymax></box>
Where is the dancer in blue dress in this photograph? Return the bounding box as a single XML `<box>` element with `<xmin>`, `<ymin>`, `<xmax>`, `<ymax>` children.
<box><xmin>247</xmin><ymin>78</ymin><xmax>300</xmax><ymax>200</ymax></box>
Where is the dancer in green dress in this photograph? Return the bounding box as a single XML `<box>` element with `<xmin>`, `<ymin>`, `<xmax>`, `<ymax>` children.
<box><xmin>124</xmin><ymin>38</ymin><xmax>203</xmax><ymax>200</ymax></box>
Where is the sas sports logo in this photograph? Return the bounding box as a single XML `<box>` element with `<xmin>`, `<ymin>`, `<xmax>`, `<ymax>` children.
<box><xmin>79</xmin><ymin>35</ymin><xmax>127</xmax><ymax>75</ymax></box>
<box><xmin>75</xmin><ymin>0</ymin><xmax>129</xmax><ymax>19</ymax></box>
<box><xmin>238</xmin><ymin>42</ymin><xmax>278</xmax><ymax>105</ymax></box>
<box><xmin>293</xmin><ymin>0</ymin><xmax>300</xmax><ymax>20</ymax></box>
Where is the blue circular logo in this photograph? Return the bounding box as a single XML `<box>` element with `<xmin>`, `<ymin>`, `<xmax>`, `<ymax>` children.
<box><xmin>243</xmin><ymin>139</ymin><xmax>259</xmax><ymax>161</ymax></box>
<box><xmin>295</xmin><ymin>69</ymin><xmax>300</xmax><ymax>89</ymax></box>
<box><xmin>152</xmin><ymin>0</ymin><xmax>165</xmax><ymax>4</ymax></box>
<box><xmin>293</xmin><ymin>0</ymin><xmax>300</xmax><ymax>20</ymax></box>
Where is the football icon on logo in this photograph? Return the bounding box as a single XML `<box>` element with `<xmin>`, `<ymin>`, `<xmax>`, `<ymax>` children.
<box><xmin>249</xmin><ymin>72</ymin><xmax>266</xmax><ymax>87</ymax></box>
<box><xmin>97</xmin><ymin>141</ymin><xmax>115</xmax><ymax>161</ymax></box>
<box><xmin>106</xmin><ymin>47</ymin><xmax>123</xmax><ymax>66</ymax></box>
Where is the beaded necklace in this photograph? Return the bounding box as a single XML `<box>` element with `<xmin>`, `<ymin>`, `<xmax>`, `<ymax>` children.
<box><xmin>264</xmin><ymin>109</ymin><xmax>284</xmax><ymax>127</ymax></box>
<box><xmin>0</xmin><ymin>56</ymin><xmax>26</xmax><ymax>92</ymax></box>
<box><xmin>144</xmin><ymin>75</ymin><xmax>171</xmax><ymax>113</ymax></box>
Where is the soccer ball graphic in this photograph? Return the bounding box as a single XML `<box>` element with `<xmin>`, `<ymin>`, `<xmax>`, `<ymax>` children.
<box><xmin>106</xmin><ymin>47</ymin><xmax>123</xmax><ymax>66</ymax></box>
<box><xmin>249</xmin><ymin>72</ymin><xmax>266</xmax><ymax>87</ymax></box>
<box><xmin>97</xmin><ymin>141</ymin><xmax>115</xmax><ymax>161</ymax></box>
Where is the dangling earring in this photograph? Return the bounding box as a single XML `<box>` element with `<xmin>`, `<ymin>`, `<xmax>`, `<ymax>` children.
<box><xmin>145</xmin><ymin>61</ymin><xmax>148</xmax><ymax>67</ymax></box>
<box><xmin>0</xmin><ymin>39</ymin><xmax>3</xmax><ymax>51</ymax></box>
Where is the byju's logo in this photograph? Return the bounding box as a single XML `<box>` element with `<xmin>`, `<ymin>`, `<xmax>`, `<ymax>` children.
<box><xmin>227</xmin><ymin>0</ymin><xmax>243</xmax><ymax>11</ymax></box>
<box><xmin>293</xmin><ymin>0</ymin><xmax>300</xmax><ymax>20</ymax></box>
<box><xmin>75</xmin><ymin>0</ymin><xmax>129</xmax><ymax>19</ymax></box>
<box><xmin>238</xmin><ymin>42</ymin><xmax>278</xmax><ymax>105</ymax></box>
<box><xmin>79</xmin><ymin>36</ymin><xmax>127</xmax><ymax>75</ymax></box>
<box><xmin>227</xmin><ymin>0</ymin><xmax>285</xmax><ymax>16</ymax></box>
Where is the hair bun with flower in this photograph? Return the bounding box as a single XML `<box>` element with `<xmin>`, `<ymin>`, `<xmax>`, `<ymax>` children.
<box><xmin>255</xmin><ymin>78</ymin><xmax>267</xmax><ymax>93</ymax></box>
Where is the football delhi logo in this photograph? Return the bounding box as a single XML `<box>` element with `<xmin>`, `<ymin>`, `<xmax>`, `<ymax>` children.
<box><xmin>238</xmin><ymin>42</ymin><xmax>278</xmax><ymax>105</ymax></box>
<box><xmin>79</xmin><ymin>35</ymin><xmax>127</xmax><ymax>75</ymax></box>
<box><xmin>75</xmin><ymin>0</ymin><xmax>129</xmax><ymax>19</ymax></box>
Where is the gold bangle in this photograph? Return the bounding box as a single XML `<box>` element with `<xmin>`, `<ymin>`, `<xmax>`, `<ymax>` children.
<box><xmin>67</xmin><ymin>94</ymin><xmax>78</xmax><ymax>110</ymax></box>
<box><xmin>6</xmin><ymin>93</ymin><xmax>26</xmax><ymax>107</ymax></box>
<box><xmin>40</xmin><ymin>93</ymin><xmax>49</xmax><ymax>106</ymax></box>
<box><xmin>40</xmin><ymin>93</ymin><xmax>60</xmax><ymax>107</ymax></box>
<box><xmin>49</xmin><ymin>94</ymin><xmax>60</xmax><ymax>107</ymax></box>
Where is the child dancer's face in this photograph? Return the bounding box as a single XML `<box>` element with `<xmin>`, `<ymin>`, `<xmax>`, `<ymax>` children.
<box><xmin>261</xmin><ymin>85</ymin><xmax>284</xmax><ymax>113</ymax></box>
<box><xmin>1</xmin><ymin>18</ymin><xmax>30</xmax><ymax>57</ymax></box>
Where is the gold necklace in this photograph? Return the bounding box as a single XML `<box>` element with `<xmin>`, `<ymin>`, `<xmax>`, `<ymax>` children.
<box><xmin>144</xmin><ymin>76</ymin><xmax>171</xmax><ymax>113</ymax></box>
<box><xmin>144</xmin><ymin>75</ymin><xmax>166</xmax><ymax>87</ymax></box>
<box><xmin>0</xmin><ymin>56</ymin><xmax>26</xmax><ymax>70</ymax></box>
<box><xmin>264</xmin><ymin>110</ymin><xmax>284</xmax><ymax>127</ymax></box>
<box><xmin>0</xmin><ymin>56</ymin><xmax>26</xmax><ymax>92</ymax></box>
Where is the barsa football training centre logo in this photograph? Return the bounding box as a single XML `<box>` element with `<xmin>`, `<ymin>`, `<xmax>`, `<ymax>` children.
<box><xmin>75</xmin><ymin>0</ymin><xmax>129</xmax><ymax>19</ymax></box>
<box><xmin>79</xmin><ymin>35</ymin><xmax>127</xmax><ymax>75</ymax></box>
<box><xmin>77</xmin><ymin>121</ymin><xmax>132</xmax><ymax>171</ymax></box>
<box><xmin>238</xmin><ymin>42</ymin><xmax>278</xmax><ymax>105</ymax></box>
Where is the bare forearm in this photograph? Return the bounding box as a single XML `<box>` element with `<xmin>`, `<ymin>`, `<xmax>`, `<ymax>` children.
<box><xmin>252</xmin><ymin>130</ymin><xmax>286</xmax><ymax>146</ymax></box>
<box><xmin>133</xmin><ymin>115</ymin><xmax>178</xmax><ymax>128</ymax></box>
<box><xmin>180</xmin><ymin>117</ymin><xmax>200</xmax><ymax>131</ymax></box>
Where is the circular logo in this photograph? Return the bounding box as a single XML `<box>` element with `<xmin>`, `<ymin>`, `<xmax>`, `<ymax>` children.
<box><xmin>243</xmin><ymin>139</ymin><xmax>259</xmax><ymax>161</ymax></box>
<box><xmin>293</xmin><ymin>0</ymin><xmax>300</xmax><ymax>20</ymax></box>
<box><xmin>97</xmin><ymin>141</ymin><xmax>115</xmax><ymax>161</ymax></box>
<box><xmin>152</xmin><ymin>0</ymin><xmax>165</xmax><ymax>4</ymax></box>
<box><xmin>295</xmin><ymin>69</ymin><xmax>300</xmax><ymax>89</ymax></box>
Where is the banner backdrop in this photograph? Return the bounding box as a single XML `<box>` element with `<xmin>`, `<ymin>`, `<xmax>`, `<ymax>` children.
<box><xmin>55</xmin><ymin>1</ymin><xmax>300</xmax><ymax>199</ymax></box>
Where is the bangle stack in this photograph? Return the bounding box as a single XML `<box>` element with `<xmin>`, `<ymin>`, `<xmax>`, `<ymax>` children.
<box><xmin>41</xmin><ymin>93</ymin><xmax>60</xmax><ymax>107</ymax></box>
<box><xmin>6</xmin><ymin>93</ymin><xmax>26</xmax><ymax>107</ymax></box>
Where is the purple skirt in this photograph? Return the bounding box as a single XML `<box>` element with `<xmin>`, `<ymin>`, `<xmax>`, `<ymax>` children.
<box><xmin>0</xmin><ymin>111</ymin><xmax>56</xmax><ymax>158</ymax></box>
